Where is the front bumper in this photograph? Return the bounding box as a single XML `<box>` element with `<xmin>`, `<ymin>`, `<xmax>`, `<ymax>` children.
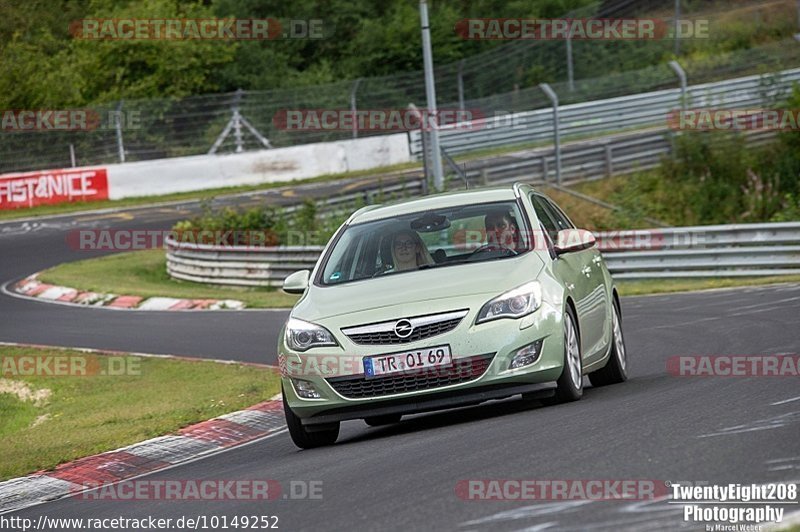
<box><xmin>299</xmin><ymin>381</ymin><xmax>557</xmax><ymax>426</ymax></box>
<box><xmin>280</xmin><ymin>299</ymin><xmax>566</xmax><ymax>422</ymax></box>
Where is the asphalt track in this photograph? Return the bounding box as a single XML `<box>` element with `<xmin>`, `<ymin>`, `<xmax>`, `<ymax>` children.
<box><xmin>1</xmin><ymin>180</ymin><xmax>799</xmax><ymax>531</ymax></box>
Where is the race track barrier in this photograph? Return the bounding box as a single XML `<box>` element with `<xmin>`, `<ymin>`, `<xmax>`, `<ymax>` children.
<box><xmin>166</xmin><ymin>221</ymin><xmax>800</xmax><ymax>286</ymax></box>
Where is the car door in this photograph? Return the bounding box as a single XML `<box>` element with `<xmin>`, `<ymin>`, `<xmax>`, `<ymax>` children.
<box><xmin>531</xmin><ymin>194</ymin><xmax>608</xmax><ymax>363</ymax></box>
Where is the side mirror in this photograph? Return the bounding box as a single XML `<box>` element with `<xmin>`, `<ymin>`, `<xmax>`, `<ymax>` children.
<box><xmin>554</xmin><ymin>229</ymin><xmax>596</xmax><ymax>255</ymax></box>
<box><xmin>283</xmin><ymin>270</ymin><xmax>310</xmax><ymax>294</ymax></box>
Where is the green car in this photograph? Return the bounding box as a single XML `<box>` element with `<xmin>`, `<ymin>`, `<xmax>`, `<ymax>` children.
<box><xmin>279</xmin><ymin>183</ymin><xmax>627</xmax><ymax>449</ymax></box>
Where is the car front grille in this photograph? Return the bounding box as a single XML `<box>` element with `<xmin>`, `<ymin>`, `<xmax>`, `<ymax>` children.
<box><xmin>325</xmin><ymin>353</ymin><xmax>495</xmax><ymax>399</ymax></box>
<box><xmin>341</xmin><ymin>310</ymin><xmax>468</xmax><ymax>346</ymax></box>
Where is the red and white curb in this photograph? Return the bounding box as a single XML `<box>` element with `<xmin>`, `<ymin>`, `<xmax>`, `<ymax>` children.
<box><xmin>7</xmin><ymin>274</ymin><xmax>245</xmax><ymax>311</ymax></box>
<box><xmin>0</xmin><ymin>398</ymin><xmax>285</xmax><ymax>514</ymax></box>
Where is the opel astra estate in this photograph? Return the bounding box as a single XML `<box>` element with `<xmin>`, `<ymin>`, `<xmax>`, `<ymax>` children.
<box><xmin>279</xmin><ymin>183</ymin><xmax>627</xmax><ymax>448</ymax></box>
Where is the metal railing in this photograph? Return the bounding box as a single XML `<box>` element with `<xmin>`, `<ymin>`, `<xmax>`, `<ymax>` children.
<box><xmin>166</xmin><ymin>222</ymin><xmax>800</xmax><ymax>286</ymax></box>
<box><xmin>598</xmin><ymin>222</ymin><xmax>800</xmax><ymax>279</ymax></box>
<box><xmin>410</xmin><ymin>66</ymin><xmax>800</xmax><ymax>161</ymax></box>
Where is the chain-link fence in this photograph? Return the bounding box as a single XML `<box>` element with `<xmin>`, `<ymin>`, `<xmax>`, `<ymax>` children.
<box><xmin>1</xmin><ymin>0</ymin><xmax>797</xmax><ymax>174</ymax></box>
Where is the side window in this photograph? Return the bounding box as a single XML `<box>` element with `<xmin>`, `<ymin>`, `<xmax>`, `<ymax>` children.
<box><xmin>542</xmin><ymin>197</ymin><xmax>575</xmax><ymax>230</ymax></box>
<box><xmin>530</xmin><ymin>194</ymin><xmax>559</xmax><ymax>243</ymax></box>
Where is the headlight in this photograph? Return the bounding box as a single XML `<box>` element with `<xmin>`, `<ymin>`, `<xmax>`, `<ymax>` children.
<box><xmin>476</xmin><ymin>281</ymin><xmax>542</xmax><ymax>324</ymax></box>
<box><xmin>284</xmin><ymin>318</ymin><xmax>338</xmax><ymax>352</ymax></box>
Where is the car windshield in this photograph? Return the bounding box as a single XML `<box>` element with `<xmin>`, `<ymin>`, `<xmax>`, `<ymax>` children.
<box><xmin>319</xmin><ymin>200</ymin><xmax>531</xmax><ymax>286</ymax></box>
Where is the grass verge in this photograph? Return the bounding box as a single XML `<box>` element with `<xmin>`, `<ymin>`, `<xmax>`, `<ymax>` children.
<box><xmin>616</xmin><ymin>275</ymin><xmax>800</xmax><ymax>296</ymax></box>
<box><xmin>36</xmin><ymin>249</ymin><xmax>800</xmax><ymax>308</ymax></box>
<box><xmin>0</xmin><ymin>345</ymin><xmax>280</xmax><ymax>480</ymax></box>
<box><xmin>37</xmin><ymin>250</ymin><xmax>300</xmax><ymax>309</ymax></box>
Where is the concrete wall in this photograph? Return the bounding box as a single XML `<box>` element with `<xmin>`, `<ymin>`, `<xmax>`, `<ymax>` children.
<box><xmin>108</xmin><ymin>133</ymin><xmax>410</xmax><ymax>199</ymax></box>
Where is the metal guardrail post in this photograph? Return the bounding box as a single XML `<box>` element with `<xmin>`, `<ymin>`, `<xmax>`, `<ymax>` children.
<box><xmin>539</xmin><ymin>83</ymin><xmax>561</xmax><ymax>185</ymax></box>
<box><xmin>457</xmin><ymin>60</ymin><xmax>465</xmax><ymax>111</ymax></box>
<box><xmin>566</xmin><ymin>34</ymin><xmax>575</xmax><ymax>92</ymax></box>
<box><xmin>669</xmin><ymin>60</ymin><xmax>688</xmax><ymax>111</ymax></box>
<box><xmin>233</xmin><ymin>89</ymin><xmax>244</xmax><ymax>153</ymax></box>
<box><xmin>420</xmin><ymin>0</ymin><xmax>444</xmax><ymax>192</ymax></box>
<box><xmin>350</xmin><ymin>79</ymin><xmax>362</xmax><ymax>139</ymax></box>
<box><xmin>115</xmin><ymin>100</ymin><xmax>125</xmax><ymax>163</ymax></box>
<box><xmin>674</xmin><ymin>0</ymin><xmax>682</xmax><ymax>55</ymax></box>
<box><xmin>542</xmin><ymin>157</ymin><xmax>549</xmax><ymax>182</ymax></box>
<box><xmin>604</xmin><ymin>144</ymin><xmax>613</xmax><ymax>178</ymax></box>
<box><xmin>408</xmin><ymin>103</ymin><xmax>430</xmax><ymax>188</ymax></box>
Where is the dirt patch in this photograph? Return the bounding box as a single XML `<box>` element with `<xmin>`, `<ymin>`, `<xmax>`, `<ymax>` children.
<box><xmin>0</xmin><ymin>378</ymin><xmax>51</xmax><ymax>407</ymax></box>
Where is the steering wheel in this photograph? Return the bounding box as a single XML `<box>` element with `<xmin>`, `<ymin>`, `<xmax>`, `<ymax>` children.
<box><xmin>469</xmin><ymin>244</ymin><xmax>518</xmax><ymax>258</ymax></box>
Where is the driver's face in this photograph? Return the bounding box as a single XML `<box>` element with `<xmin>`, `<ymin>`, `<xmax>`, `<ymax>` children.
<box><xmin>487</xmin><ymin>218</ymin><xmax>517</xmax><ymax>249</ymax></box>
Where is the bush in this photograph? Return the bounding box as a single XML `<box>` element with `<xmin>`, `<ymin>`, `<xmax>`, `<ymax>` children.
<box><xmin>172</xmin><ymin>199</ymin><xmax>350</xmax><ymax>247</ymax></box>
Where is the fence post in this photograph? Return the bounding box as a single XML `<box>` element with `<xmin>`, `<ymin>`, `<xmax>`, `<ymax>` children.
<box><xmin>669</xmin><ymin>60</ymin><xmax>688</xmax><ymax>111</ymax></box>
<box><xmin>233</xmin><ymin>89</ymin><xmax>244</xmax><ymax>153</ymax></box>
<box><xmin>539</xmin><ymin>83</ymin><xmax>561</xmax><ymax>185</ymax></box>
<box><xmin>408</xmin><ymin>103</ymin><xmax>429</xmax><ymax>188</ymax></box>
<box><xmin>457</xmin><ymin>60</ymin><xmax>465</xmax><ymax>111</ymax></box>
<box><xmin>674</xmin><ymin>0</ymin><xmax>682</xmax><ymax>55</ymax></box>
<box><xmin>566</xmin><ymin>34</ymin><xmax>574</xmax><ymax>92</ymax></box>
<box><xmin>350</xmin><ymin>79</ymin><xmax>362</xmax><ymax>139</ymax></box>
<box><xmin>115</xmin><ymin>100</ymin><xmax>125</xmax><ymax>163</ymax></box>
<box><xmin>542</xmin><ymin>156</ymin><xmax>549</xmax><ymax>182</ymax></box>
<box><xmin>69</xmin><ymin>144</ymin><xmax>76</xmax><ymax>168</ymax></box>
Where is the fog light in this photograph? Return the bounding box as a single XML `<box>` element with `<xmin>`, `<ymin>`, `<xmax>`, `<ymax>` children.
<box><xmin>291</xmin><ymin>378</ymin><xmax>322</xmax><ymax>399</ymax></box>
<box><xmin>509</xmin><ymin>339</ymin><xmax>544</xmax><ymax>369</ymax></box>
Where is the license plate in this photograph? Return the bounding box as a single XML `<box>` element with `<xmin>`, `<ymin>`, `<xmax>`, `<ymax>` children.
<box><xmin>363</xmin><ymin>345</ymin><xmax>452</xmax><ymax>378</ymax></box>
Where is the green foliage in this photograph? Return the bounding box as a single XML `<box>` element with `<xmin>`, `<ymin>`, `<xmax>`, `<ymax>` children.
<box><xmin>173</xmin><ymin>199</ymin><xmax>350</xmax><ymax>246</ymax></box>
<box><xmin>604</xmin><ymin>83</ymin><xmax>800</xmax><ymax>226</ymax></box>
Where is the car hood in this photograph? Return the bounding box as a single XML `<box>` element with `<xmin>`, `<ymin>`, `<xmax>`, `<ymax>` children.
<box><xmin>293</xmin><ymin>254</ymin><xmax>545</xmax><ymax>322</ymax></box>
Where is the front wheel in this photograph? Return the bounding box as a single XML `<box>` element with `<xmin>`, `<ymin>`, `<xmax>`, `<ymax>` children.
<box><xmin>283</xmin><ymin>387</ymin><xmax>339</xmax><ymax>449</ymax></box>
<box><xmin>588</xmin><ymin>299</ymin><xmax>628</xmax><ymax>387</ymax></box>
<box><xmin>541</xmin><ymin>307</ymin><xmax>583</xmax><ymax>405</ymax></box>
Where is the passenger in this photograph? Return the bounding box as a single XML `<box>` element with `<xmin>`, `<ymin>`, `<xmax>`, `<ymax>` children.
<box><xmin>391</xmin><ymin>230</ymin><xmax>434</xmax><ymax>271</ymax></box>
<box><xmin>484</xmin><ymin>210</ymin><xmax>520</xmax><ymax>251</ymax></box>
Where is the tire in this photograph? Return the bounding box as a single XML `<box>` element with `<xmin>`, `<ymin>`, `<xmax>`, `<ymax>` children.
<box><xmin>588</xmin><ymin>298</ymin><xmax>628</xmax><ymax>387</ymax></box>
<box><xmin>283</xmin><ymin>387</ymin><xmax>339</xmax><ymax>449</ymax></box>
<box><xmin>364</xmin><ymin>414</ymin><xmax>402</xmax><ymax>427</ymax></box>
<box><xmin>541</xmin><ymin>307</ymin><xmax>583</xmax><ymax>405</ymax></box>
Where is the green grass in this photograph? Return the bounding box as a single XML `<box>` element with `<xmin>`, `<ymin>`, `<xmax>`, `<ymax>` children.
<box><xmin>0</xmin><ymin>345</ymin><xmax>280</xmax><ymax>480</ymax></box>
<box><xmin>617</xmin><ymin>275</ymin><xmax>800</xmax><ymax>296</ymax></box>
<box><xmin>0</xmin><ymin>394</ymin><xmax>39</xmax><ymax>438</ymax></box>
<box><xmin>38</xmin><ymin>250</ymin><xmax>300</xmax><ymax>309</ymax></box>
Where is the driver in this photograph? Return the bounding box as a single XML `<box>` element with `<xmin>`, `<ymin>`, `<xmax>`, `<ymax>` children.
<box><xmin>484</xmin><ymin>210</ymin><xmax>520</xmax><ymax>252</ymax></box>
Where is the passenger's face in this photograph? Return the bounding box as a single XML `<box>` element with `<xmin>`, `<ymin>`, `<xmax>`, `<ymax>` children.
<box><xmin>487</xmin><ymin>218</ymin><xmax>517</xmax><ymax>249</ymax></box>
<box><xmin>394</xmin><ymin>235</ymin><xmax>416</xmax><ymax>262</ymax></box>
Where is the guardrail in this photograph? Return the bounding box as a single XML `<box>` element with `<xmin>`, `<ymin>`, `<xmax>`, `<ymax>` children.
<box><xmin>597</xmin><ymin>222</ymin><xmax>800</xmax><ymax>279</ymax></box>
<box><xmin>166</xmin><ymin>222</ymin><xmax>800</xmax><ymax>286</ymax></box>
<box><xmin>410</xmin><ymin>67</ymin><xmax>800</xmax><ymax>158</ymax></box>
